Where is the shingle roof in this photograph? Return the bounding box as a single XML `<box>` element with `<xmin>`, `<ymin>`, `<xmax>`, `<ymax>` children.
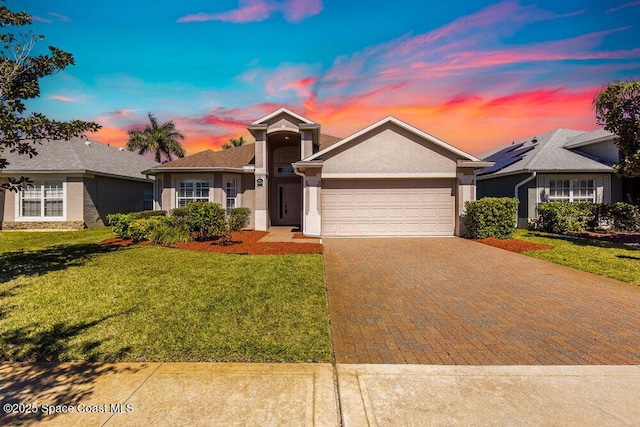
<box><xmin>478</xmin><ymin>128</ymin><xmax>614</xmax><ymax>177</ymax></box>
<box><xmin>564</xmin><ymin>128</ymin><xmax>614</xmax><ymax>148</ymax></box>
<box><xmin>1</xmin><ymin>137</ymin><xmax>159</xmax><ymax>181</ymax></box>
<box><xmin>149</xmin><ymin>134</ymin><xmax>344</xmax><ymax>172</ymax></box>
<box><xmin>152</xmin><ymin>143</ymin><xmax>256</xmax><ymax>170</ymax></box>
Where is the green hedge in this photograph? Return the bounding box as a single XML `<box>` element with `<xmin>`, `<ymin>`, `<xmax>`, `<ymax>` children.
<box><xmin>184</xmin><ymin>202</ymin><xmax>229</xmax><ymax>241</ymax></box>
<box><xmin>533</xmin><ymin>202</ymin><xmax>640</xmax><ymax>233</ymax></box>
<box><xmin>128</xmin><ymin>217</ymin><xmax>174</xmax><ymax>242</ymax></box>
<box><xmin>228</xmin><ymin>207</ymin><xmax>251</xmax><ymax>231</ymax></box>
<box><xmin>464</xmin><ymin>197</ymin><xmax>519</xmax><ymax>239</ymax></box>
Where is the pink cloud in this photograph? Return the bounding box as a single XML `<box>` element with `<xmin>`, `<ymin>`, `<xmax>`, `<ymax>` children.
<box><xmin>608</xmin><ymin>1</ymin><xmax>640</xmax><ymax>13</ymax></box>
<box><xmin>48</xmin><ymin>95</ymin><xmax>75</xmax><ymax>102</ymax></box>
<box><xmin>177</xmin><ymin>0</ymin><xmax>323</xmax><ymax>24</ymax></box>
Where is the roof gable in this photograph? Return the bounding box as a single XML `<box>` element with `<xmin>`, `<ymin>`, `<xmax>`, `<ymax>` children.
<box><xmin>303</xmin><ymin>116</ymin><xmax>479</xmax><ymax>162</ymax></box>
<box><xmin>251</xmin><ymin>108</ymin><xmax>315</xmax><ymax>125</ymax></box>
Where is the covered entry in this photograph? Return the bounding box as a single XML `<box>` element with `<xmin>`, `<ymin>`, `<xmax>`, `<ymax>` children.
<box><xmin>321</xmin><ymin>179</ymin><xmax>455</xmax><ymax>236</ymax></box>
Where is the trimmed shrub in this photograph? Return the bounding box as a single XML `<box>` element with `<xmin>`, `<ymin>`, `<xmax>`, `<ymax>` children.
<box><xmin>170</xmin><ymin>207</ymin><xmax>189</xmax><ymax>228</ymax></box>
<box><xmin>533</xmin><ymin>202</ymin><xmax>596</xmax><ymax>234</ymax></box>
<box><xmin>601</xmin><ymin>202</ymin><xmax>640</xmax><ymax>231</ymax></box>
<box><xmin>107</xmin><ymin>213</ymin><xmax>134</xmax><ymax>239</ymax></box>
<box><xmin>131</xmin><ymin>210</ymin><xmax>167</xmax><ymax>219</ymax></box>
<box><xmin>464</xmin><ymin>197</ymin><xmax>519</xmax><ymax>239</ymax></box>
<box><xmin>228</xmin><ymin>207</ymin><xmax>251</xmax><ymax>231</ymax></box>
<box><xmin>128</xmin><ymin>217</ymin><xmax>173</xmax><ymax>242</ymax></box>
<box><xmin>183</xmin><ymin>202</ymin><xmax>229</xmax><ymax>241</ymax></box>
<box><xmin>149</xmin><ymin>223</ymin><xmax>192</xmax><ymax>245</ymax></box>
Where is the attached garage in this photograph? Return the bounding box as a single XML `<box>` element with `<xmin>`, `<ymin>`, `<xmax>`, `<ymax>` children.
<box><xmin>321</xmin><ymin>179</ymin><xmax>455</xmax><ymax>236</ymax></box>
<box><xmin>292</xmin><ymin>116</ymin><xmax>492</xmax><ymax>237</ymax></box>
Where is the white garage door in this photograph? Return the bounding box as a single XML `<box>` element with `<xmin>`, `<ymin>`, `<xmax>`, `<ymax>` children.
<box><xmin>321</xmin><ymin>179</ymin><xmax>455</xmax><ymax>236</ymax></box>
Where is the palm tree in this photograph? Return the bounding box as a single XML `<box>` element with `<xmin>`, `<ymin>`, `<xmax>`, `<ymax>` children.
<box><xmin>127</xmin><ymin>113</ymin><xmax>186</xmax><ymax>162</ymax></box>
<box><xmin>222</xmin><ymin>136</ymin><xmax>246</xmax><ymax>150</ymax></box>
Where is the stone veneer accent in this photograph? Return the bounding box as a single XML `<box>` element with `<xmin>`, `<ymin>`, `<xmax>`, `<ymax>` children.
<box><xmin>1</xmin><ymin>221</ymin><xmax>85</xmax><ymax>230</ymax></box>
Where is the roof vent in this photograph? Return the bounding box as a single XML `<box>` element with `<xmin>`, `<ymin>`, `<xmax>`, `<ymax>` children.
<box><xmin>119</xmin><ymin>147</ymin><xmax>125</xmax><ymax>151</ymax></box>
<box><xmin>531</xmin><ymin>137</ymin><xmax>538</xmax><ymax>143</ymax></box>
<box><xmin>85</xmin><ymin>141</ymin><xmax>92</xmax><ymax>146</ymax></box>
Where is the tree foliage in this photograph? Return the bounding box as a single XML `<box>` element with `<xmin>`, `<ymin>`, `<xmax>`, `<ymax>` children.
<box><xmin>222</xmin><ymin>136</ymin><xmax>245</xmax><ymax>150</ymax></box>
<box><xmin>126</xmin><ymin>113</ymin><xmax>185</xmax><ymax>163</ymax></box>
<box><xmin>0</xmin><ymin>3</ymin><xmax>101</xmax><ymax>191</ymax></box>
<box><xmin>593</xmin><ymin>79</ymin><xmax>640</xmax><ymax>177</ymax></box>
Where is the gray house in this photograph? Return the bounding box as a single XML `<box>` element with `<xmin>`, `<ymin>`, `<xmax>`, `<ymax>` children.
<box><xmin>476</xmin><ymin>128</ymin><xmax>625</xmax><ymax>228</ymax></box>
<box><xmin>0</xmin><ymin>138</ymin><xmax>159</xmax><ymax>230</ymax></box>
<box><xmin>146</xmin><ymin>108</ymin><xmax>491</xmax><ymax>237</ymax></box>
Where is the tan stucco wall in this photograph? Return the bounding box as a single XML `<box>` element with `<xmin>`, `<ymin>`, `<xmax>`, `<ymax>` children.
<box><xmin>67</xmin><ymin>176</ymin><xmax>85</xmax><ymax>222</ymax></box>
<box><xmin>320</xmin><ymin>123</ymin><xmax>459</xmax><ymax>175</ymax></box>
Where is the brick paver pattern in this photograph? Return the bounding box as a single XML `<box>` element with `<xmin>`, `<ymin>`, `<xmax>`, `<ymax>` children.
<box><xmin>324</xmin><ymin>238</ymin><xmax>640</xmax><ymax>365</ymax></box>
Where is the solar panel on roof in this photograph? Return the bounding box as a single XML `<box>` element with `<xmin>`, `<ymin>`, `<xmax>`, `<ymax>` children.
<box><xmin>481</xmin><ymin>142</ymin><xmax>536</xmax><ymax>175</ymax></box>
<box><xmin>484</xmin><ymin>142</ymin><xmax>525</xmax><ymax>163</ymax></box>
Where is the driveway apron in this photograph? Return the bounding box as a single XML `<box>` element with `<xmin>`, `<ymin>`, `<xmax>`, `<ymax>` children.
<box><xmin>323</xmin><ymin>238</ymin><xmax>640</xmax><ymax>365</ymax></box>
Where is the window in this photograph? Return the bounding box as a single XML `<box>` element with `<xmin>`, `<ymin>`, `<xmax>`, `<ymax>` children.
<box><xmin>20</xmin><ymin>180</ymin><xmax>64</xmax><ymax>218</ymax></box>
<box><xmin>549</xmin><ymin>179</ymin><xmax>595</xmax><ymax>202</ymax></box>
<box><xmin>226</xmin><ymin>178</ymin><xmax>237</xmax><ymax>213</ymax></box>
<box><xmin>143</xmin><ymin>187</ymin><xmax>153</xmax><ymax>211</ymax></box>
<box><xmin>177</xmin><ymin>180</ymin><xmax>209</xmax><ymax>207</ymax></box>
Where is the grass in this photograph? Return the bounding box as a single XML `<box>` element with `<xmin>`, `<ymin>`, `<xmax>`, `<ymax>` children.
<box><xmin>0</xmin><ymin>229</ymin><xmax>332</xmax><ymax>362</ymax></box>
<box><xmin>513</xmin><ymin>229</ymin><xmax>640</xmax><ymax>285</ymax></box>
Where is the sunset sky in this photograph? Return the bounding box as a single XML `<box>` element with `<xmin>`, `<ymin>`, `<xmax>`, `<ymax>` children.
<box><xmin>10</xmin><ymin>0</ymin><xmax>640</xmax><ymax>156</ymax></box>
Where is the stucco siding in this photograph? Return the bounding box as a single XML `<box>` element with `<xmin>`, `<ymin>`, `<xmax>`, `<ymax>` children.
<box><xmin>67</xmin><ymin>177</ymin><xmax>84</xmax><ymax>222</ymax></box>
<box><xmin>241</xmin><ymin>174</ymin><xmax>256</xmax><ymax>228</ymax></box>
<box><xmin>320</xmin><ymin>123</ymin><xmax>458</xmax><ymax>175</ymax></box>
<box><xmin>83</xmin><ymin>175</ymin><xmax>152</xmax><ymax>227</ymax></box>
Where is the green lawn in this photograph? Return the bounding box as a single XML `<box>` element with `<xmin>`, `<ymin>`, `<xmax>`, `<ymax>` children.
<box><xmin>0</xmin><ymin>229</ymin><xmax>332</xmax><ymax>362</ymax></box>
<box><xmin>513</xmin><ymin>229</ymin><xmax>640</xmax><ymax>285</ymax></box>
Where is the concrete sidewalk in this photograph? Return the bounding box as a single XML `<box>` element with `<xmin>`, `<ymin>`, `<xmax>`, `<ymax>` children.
<box><xmin>2</xmin><ymin>363</ymin><xmax>640</xmax><ymax>426</ymax></box>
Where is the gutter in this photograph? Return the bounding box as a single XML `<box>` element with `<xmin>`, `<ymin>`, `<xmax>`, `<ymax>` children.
<box><xmin>514</xmin><ymin>171</ymin><xmax>536</xmax><ymax>227</ymax></box>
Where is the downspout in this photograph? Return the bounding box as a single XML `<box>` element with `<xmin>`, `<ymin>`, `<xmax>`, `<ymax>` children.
<box><xmin>293</xmin><ymin>166</ymin><xmax>306</xmax><ymax>235</ymax></box>
<box><xmin>514</xmin><ymin>171</ymin><xmax>536</xmax><ymax>227</ymax></box>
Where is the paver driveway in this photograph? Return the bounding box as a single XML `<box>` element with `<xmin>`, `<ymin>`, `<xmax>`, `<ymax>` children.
<box><xmin>324</xmin><ymin>238</ymin><xmax>640</xmax><ymax>365</ymax></box>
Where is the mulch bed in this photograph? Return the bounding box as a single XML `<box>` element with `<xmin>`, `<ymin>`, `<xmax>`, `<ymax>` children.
<box><xmin>102</xmin><ymin>230</ymin><xmax>323</xmax><ymax>255</ymax></box>
<box><xmin>476</xmin><ymin>237</ymin><xmax>552</xmax><ymax>253</ymax></box>
<box><xmin>292</xmin><ymin>233</ymin><xmax>318</xmax><ymax>240</ymax></box>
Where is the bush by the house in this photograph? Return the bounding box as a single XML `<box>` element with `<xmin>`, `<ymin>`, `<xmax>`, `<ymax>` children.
<box><xmin>149</xmin><ymin>222</ymin><xmax>192</xmax><ymax>245</ymax></box>
<box><xmin>131</xmin><ymin>210</ymin><xmax>167</xmax><ymax>219</ymax></box>
<box><xmin>600</xmin><ymin>202</ymin><xmax>640</xmax><ymax>231</ymax></box>
<box><xmin>128</xmin><ymin>216</ymin><xmax>173</xmax><ymax>242</ymax></box>
<box><xmin>107</xmin><ymin>213</ymin><xmax>134</xmax><ymax>239</ymax></box>
<box><xmin>228</xmin><ymin>207</ymin><xmax>251</xmax><ymax>231</ymax></box>
<box><xmin>533</xmin><ymin>202</ymin><xmax>595</xmax><ymax>234</ymax></box>
<box><xmin>464</xmin><ymin>197</ymin><xmax>519</xmax><ymax>239</ymax></box>
<box><xmin>533</xmin><ymin>201</ymin><xmax>640</xmax><ymax>233</ymax></box>
<box><xmin>184</xmin><ymin>202</ymin><xmax>229</xmax><ymax>241</ymax></box>
<box><xmin>107</xmin><ymin>210</ymin><xmax>168</xmax><ymax>239</ymax></box>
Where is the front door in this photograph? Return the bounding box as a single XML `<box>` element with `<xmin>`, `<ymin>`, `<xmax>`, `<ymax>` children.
<box><xmin>277</xmin><ymin>183</ymin><xmax>301</xmax><ymax>226</ymax></box>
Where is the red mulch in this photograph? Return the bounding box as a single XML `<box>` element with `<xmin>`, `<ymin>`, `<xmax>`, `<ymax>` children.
<box><xmin>102</xmin><ymin>230</ymin><xmax>323</xmax><ymax>255</ymax></box>
<box><xmin>476</xmin><ymin>237</ymin><xmax>552</xmax><ymax>253</ymax></box>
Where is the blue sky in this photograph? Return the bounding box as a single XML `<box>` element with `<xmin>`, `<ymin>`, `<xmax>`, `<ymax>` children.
<box><xmin>9</xmin><ymin>0</ymin><xmax>640</xmax><ymax>154</ymax></box>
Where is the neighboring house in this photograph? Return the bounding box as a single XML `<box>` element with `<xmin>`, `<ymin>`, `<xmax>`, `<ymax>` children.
<box><xmin>146</xmin><ymin>108</ymin><xmax>491</xmax><ymax>237</ymax></box>
<box><xmin>476</xmin><ymin>128</ymin><xmax>625</xmax><ymax>228</ymax></box>
<box><xmin>0</xmin><ymin>137</ymin><xmax>159</xmax><ymax>230</ymax></box>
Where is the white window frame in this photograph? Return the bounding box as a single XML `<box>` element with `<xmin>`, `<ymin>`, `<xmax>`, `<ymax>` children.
<box><xmin>17</xmin><ymin>179</ymin><xmax>66</xmax><ymax>221</ymax></box>
<box><xmin>548</xmin><ymin>178</ymin><xmax>596</xmax><ymax>202</ymax></box>
<box><xmin>224</xmin><ymin>174</ymin><xmax>241</xmax><ymax>214</ymax></box>
<box><xmin>176</xmin><ymin>179</ymin><xmax>210</xmax><ymax>207</ymax></box>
